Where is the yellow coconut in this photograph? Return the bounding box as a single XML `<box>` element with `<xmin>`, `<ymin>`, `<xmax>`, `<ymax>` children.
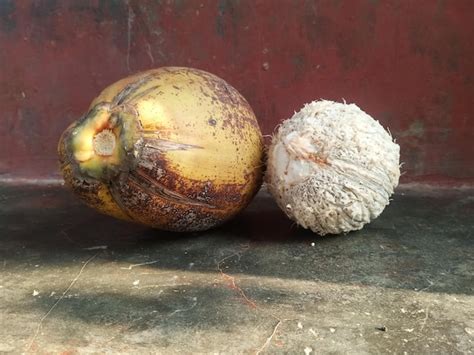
<box><xmin>58</xmin><ymin>67</ymin><xmax>264</xmax><ymax>231</ymax></box>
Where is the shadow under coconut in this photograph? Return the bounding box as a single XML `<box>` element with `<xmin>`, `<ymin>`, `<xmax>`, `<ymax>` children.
<box><xmin>0</xmin><ymin>184</ymin><xmax>473</xmax><ymax>296</ymax></box>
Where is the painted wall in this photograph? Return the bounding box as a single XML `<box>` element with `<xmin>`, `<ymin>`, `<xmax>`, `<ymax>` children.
<box><xmin>1</xmin><ymin>0</ymin><xmax>473</xmax><ymax>184</ymax></box>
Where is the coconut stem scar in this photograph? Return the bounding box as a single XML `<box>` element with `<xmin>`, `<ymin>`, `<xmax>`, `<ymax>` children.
<box><xmin>93</xmin><ymin>129</ymin><xmax>116</xmax><ymax>156</ymax></box>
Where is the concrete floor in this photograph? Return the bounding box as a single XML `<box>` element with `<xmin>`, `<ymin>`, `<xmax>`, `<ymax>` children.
<box><xmin>0</xmin><ymin>184</ymin><xmax>473</xmax><ymax>354</ymax></box>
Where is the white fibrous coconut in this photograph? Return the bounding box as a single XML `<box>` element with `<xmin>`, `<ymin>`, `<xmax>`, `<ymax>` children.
<box><xmin>266</xmin><ymin>100</ymin><xmax>400</xmax><ymax>235</ymax></box>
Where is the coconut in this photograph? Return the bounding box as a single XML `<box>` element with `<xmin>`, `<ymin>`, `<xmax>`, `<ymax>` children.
<box><xmin>266</xmin><ymin>100</ymin><xmax>400</xmax><ymax>235</ymax></box>
<box><xmin>58</xmin><ymin>67</ymin><xmax>264</xmax><ymax>232</ymax></box>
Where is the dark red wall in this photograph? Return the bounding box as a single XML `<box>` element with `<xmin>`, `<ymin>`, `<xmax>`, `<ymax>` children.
<box><xmin>1</xmin><ymin>0</ymin><xmax>473</xmax><ymax>184</ymax></box>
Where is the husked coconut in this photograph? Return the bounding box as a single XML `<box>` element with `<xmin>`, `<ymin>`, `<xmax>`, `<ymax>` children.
<box><xmin>266</xmin><ymin>100</ymin><xmax>400</xmax><ymax>235</ymax></box>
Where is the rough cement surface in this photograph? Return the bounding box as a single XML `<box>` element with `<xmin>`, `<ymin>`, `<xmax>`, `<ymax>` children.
<box><xmin>0</xmin><ymin>185</ymin><xmax>473</xmax><ymax>354</ymax></box>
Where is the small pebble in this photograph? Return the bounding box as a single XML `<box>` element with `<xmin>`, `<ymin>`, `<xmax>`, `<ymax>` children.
<box><xmin>133</xmin><ymin>280</ymin><xmax>140</xmax><ymax>286</ymax></box>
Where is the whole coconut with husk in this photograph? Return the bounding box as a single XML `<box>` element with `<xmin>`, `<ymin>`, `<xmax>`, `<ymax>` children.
<box><xmin>58</xmin><ymin>67</ymin><xmax>264</xmax><ymax>232</ymax></box>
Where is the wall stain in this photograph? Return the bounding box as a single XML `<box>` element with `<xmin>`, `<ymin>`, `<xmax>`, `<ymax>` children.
<box><xmin>27</xmin><ymin>0</ymin><xmax>63</xmax><ymax>43</ymax></box>
<box><xmin>435</xmin><ymin>0</ymin><xmax>446</xmax><ymax>18</ymax></box>
<box><xmin>292</xmin><ymin>54</ymin><xmax>307</xmax><ymax>81</ymax></box>
<box><xmin>368</xmin><ymin>0</ymin><xmax>380</xmax><ymax>5</ymax></box>
<box><xmin>303</xmin><ymin>0</ymin><xmax>328</xmax><ymax>45</ymax></box>
<box><xmin>70</xmin><ymin>0</ymin><xmax>128</xmax><ymax>25</ymax></box>
<box><xmin>172</xmin><ymin>0</ymin><xmax>187</xmax><ymax>14</ymax></box>
<box><xmin>0</xmin><ymin>0</ymin><xmax>15</xmax><ymax>33</ymax></box>
<box><xmin>97</xmin><ymin>0</ymin><xmax>127</xmax><ymax>23</ymax></box>
<box><xmin>30</xmin><ymin>0</ymin><xmax>58</xmax><ymax>19</ymax></box>
<box><xmin>400</xmin><ymin>120</ymin><xmax>425</xmax><ymax>138</ymax></box>
<box><xmin>17</xmin><ymin>108</ymin><xmax>43</xmax><ymax>151</ymax></box>
<box><xmin>302</xmin><ymin>0</ymin><xmax>377</xmax><ymax>70</ymax></box>
<box><xmin>337</xmin><ymin>5</ymin><xmax>377</xmax><ymax>70</ymax></box>
<box><xmin>69</xmin><ymin>1</ymin><xmax>130</xmax><ymax>56</ymax></box>
<box><xmin>409</xmin><ymin>13</ymin><xmax>461</xmax><ymax>72</ymax></box>
<box><xmin>216</xmin><ymin>0</ymin><xmax>240</xmax><ymax>38</ymax></box>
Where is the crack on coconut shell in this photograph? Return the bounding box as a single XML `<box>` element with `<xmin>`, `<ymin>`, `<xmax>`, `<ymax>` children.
<box><xmin>113</xmin><ymin>74</ymin><xmax>156</xmax><ymax>106</ymax></box>
<box><xmin>143</xmin><ymin>137</ymin><xmax>203</xmax><ymax>152</ymax></box>
<box><xmin>108</xmin><ymin>178</ymin><xmax>135</xmax><ymax>220</ymax></box>
<box><xmin>128</xmin><ymin>169</ymin><xmax>216</xmax><ymax>209</ymax></box>
<box><xmin>122</xmin><ymin>85</ymin><xmax>162</xmax><ymax>105</ymax></box>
